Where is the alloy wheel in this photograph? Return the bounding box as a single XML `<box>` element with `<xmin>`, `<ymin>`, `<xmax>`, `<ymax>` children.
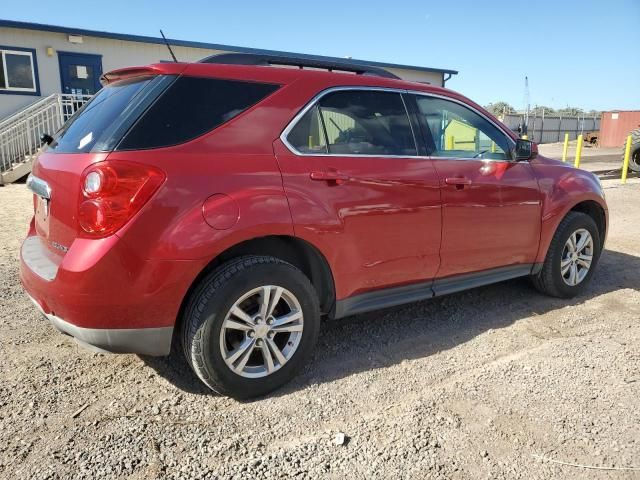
<box><xmin>219</xmin><ymin>286</ymin><xmax>304</xmax><ymax>378</ymax></box>
<box><xmin>560</xmin><ymin>228</ymin><xmax>594</xmax><ymax>286</ymax></box>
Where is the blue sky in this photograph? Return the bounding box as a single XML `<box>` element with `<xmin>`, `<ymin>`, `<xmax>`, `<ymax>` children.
<box><xmin>3</xmin><ymin>0</ymin><xmax>639</xmax><ymax>110</ymax></box>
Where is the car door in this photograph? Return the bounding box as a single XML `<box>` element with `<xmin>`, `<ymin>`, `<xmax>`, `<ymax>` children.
<box><xmin>410</xmin><ymin>94</ymin><xmax>541</xmax><ymax>280</ymax></box>
<box><xmin>274</xmin><ymin>88</ymin><xmax>442</xmax><ymax>300</ymax></box>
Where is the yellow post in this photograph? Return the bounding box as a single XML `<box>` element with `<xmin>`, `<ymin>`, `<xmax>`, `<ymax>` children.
<box><xmin>446</xmin><ymin>135</ymin><xmax>455</xmax><ymax>150</ymax></box>
<box><xmin>574</xmin><ymin>134</ymin><xmax>583</xmax><ymax>168</ymax></box>
<box><xmin>562</xmin><ymin>133</ymin><xmax>569</xmax><ymax>162</ymax></box>
<box><xmin>491</xmin><ymin>141</ymin><xmax>496</xmax><ymax>153</ymax></box>
<box><xmin>621</xmin><ymin>134</ymin><xmax>632</xmax><ymax>183</ymax></box>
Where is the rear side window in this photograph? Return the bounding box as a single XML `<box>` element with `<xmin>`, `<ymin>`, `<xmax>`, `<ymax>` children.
<box><xmin>117</xmin><ymin>77</ymin><xmax>279</xmax><ymax>150</ymax></box>
<box><xmin>318</xmin><ymin>90</ymin><xmax>417</xmax><ymax>156</ymax></box>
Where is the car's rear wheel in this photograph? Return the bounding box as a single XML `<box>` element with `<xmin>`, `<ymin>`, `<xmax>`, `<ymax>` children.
<box><xmin>182</xmin><ymin>255</ymin><xmax>320</xmax><ymax>399</ymax></box>
<box><xmin>531</xmin><ymin>212</ymin><xmax>601</xmax><ymax>298</ymax></box>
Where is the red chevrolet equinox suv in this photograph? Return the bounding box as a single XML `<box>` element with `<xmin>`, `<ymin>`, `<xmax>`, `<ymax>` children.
<box><xmin>21</xmin><ymin>53</ymin><xmax>608</xmax><ymax>398</ymax></box>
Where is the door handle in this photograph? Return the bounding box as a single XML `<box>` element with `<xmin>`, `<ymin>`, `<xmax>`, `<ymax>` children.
<box><xmin>445</xmin><ymin>177</ymin><xmax>472</xmax><ymax>187</ymax></box>
<box><xmin>310</xmin><ymin>170</ymin><xmax>349</xmax><ymax>184</ymax></box>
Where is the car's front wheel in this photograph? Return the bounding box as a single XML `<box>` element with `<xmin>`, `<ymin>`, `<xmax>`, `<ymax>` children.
<box><xmin>532</xmin><ymin>211</ymin><xmax>601</xmax><ymax>298</ymax></box>
<box><xmin>182</xmin><ymin>255</ymin><xmax>320</xmax><ymax>399</ymax></box>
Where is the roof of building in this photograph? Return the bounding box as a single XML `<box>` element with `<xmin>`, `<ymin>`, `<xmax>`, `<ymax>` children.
<box><xmin>0</xmin><ymin>19</ymin><xmax>458</xmax><ymax>76</ymax></box>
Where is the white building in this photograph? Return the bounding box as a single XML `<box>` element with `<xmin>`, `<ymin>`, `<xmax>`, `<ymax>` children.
<box><xmin>0</xmin><ymin>19</ymin><xmax>458</xmax><ymax>120</ymax></box>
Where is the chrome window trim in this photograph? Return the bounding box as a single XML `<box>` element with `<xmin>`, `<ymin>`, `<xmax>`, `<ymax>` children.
<box><xmin>399</xmin><ymin>92</ymin><xmax>420</xmax><ymax>156</ymax></box>
<box><xmin>279</xmin><ymin>86</ymin><xmax>519</xmax><ymax>162</ymax></box>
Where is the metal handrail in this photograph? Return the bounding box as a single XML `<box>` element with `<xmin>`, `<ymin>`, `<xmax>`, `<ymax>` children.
<box><xmin>0</xmin><ymin>93</ymin><xmax>92</xmax><ymax>174</ymax></box>
<box><xmin>0</xmin><ymin>94</ymin><xmax>59</xmax><ymax>129</ymax></box>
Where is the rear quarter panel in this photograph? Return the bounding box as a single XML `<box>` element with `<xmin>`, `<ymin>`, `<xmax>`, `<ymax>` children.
<box><xmin>109</xmin><ymin>81</ymin><xmax>304</xmax><ymax>262</ymax></box>
<box><xmin>111</xmin><ymin>150</ymin><xmax>293</xmax><ymax>261</ymax></box>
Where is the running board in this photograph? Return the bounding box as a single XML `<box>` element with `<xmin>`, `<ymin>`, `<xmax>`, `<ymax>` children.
<box><xmin>431</xmin><ymin>264</ymin><xmax>534</xmax><ymax>297</ymax></box>
<box><xmin>333</xmin><ymin>264</ymin><xmax>534</xmax><ymax>319</ymax></box>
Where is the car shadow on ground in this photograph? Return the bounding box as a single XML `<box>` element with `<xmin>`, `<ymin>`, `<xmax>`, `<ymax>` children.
<box><xmin>141</xmin><ymin>248</ymin><xmax>640</xmax><ymax>399</ymax></box>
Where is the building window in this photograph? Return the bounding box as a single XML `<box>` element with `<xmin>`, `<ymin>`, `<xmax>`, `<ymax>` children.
<box><xmin>0</xmin><ymin>47</ymin><xmax>39</xmax><ymax>95</ymax></box>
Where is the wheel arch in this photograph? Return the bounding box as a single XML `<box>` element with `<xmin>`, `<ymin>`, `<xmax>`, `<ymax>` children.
<box><xmin>569</xmin><ymin>200</ymin><xmax>607</xmax><ymax>249</ymax></box>
<box><xmin>536</xmin><ymin>196</ymin><xmax>608</xmax><ymax>267</ymax></box>
<box><xmin>174</xmin><ymin>235</ymin><xmax>336</xmax><ymax>339</ymax></box>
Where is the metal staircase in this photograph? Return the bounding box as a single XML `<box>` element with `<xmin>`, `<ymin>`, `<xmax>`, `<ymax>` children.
<box><xmin>0</xmin><ymin>93</ymin><xmax>92</xmax><ymax>184</ymax></box>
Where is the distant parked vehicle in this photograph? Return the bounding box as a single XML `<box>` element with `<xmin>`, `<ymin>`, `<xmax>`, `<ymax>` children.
<box><xmin>583</xmin><ymin>131</ymin><xmax>599</xmax><ymax>146</ymax></box>
<box><xmin>21</xmin><ymin>53</ymin><xmax>608</xmax><ymax>398</ymax></box>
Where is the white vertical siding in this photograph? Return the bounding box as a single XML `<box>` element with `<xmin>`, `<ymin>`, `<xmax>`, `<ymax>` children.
<box><xmin>0</xmin><ymin>26</ymin><xmax>448</xmax><ymax>120</ymax></box>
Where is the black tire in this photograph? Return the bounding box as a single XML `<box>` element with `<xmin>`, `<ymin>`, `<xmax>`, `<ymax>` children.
<box><xmin>531</xmin><ymin>212</ymin><xmax>601</xmax><ymax>298</ymax></box>
<box><xmin>181</xmin><ymin>255</ymin><xmax>320</xmax><ymax>399</ymax></box>
<box><xmin>626</xmin><ymin>128</ymin><xmax>640</xmax><ymax>173</ymax></box>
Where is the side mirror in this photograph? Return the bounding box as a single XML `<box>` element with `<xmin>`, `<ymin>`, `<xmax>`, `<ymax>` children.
<box><xmin>513</xmin><ymin>139</ymin><xmax>537</xmax><ymax>161</ymax></box>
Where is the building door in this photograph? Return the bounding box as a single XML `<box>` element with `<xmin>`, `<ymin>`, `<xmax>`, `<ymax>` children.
<box><xmin>58</xmin><ymin>52</ymin><xmax>103</xmax><ymax>96</ymax></box>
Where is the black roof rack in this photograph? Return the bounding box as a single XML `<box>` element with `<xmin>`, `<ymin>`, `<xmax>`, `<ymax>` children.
<box><xmin>199</xmin><ymin>53</ymin><xmax>401</xmax><ymax>80</ymax></box>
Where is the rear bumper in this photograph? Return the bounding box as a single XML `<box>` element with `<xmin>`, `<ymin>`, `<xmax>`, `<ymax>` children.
<box><xmin>20</xmin><ymin>227</ymin><xmax>204</xmax><ymax>356</ymax></box>
<box><xmin>27</xmin><ymin>293</ymin><xmax>173</xmax><ymax>356</ymax></box>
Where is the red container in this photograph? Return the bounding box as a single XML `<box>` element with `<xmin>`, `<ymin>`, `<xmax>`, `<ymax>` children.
<box><xmin>599</xmin><ymin>110</ymin><xmax>640</xmax><ymax>147</ymax></box>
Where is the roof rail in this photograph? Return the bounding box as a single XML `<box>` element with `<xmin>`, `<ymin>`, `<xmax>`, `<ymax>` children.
<box><xmin>199</xmin><ymin>53</ymin><xmax>401</xmax><ymax>80</ymax></box>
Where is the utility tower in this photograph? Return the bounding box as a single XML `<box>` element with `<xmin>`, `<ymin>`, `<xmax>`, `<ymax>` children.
<box><xmin>523</xmin><ymin>76</ymin><xmax>530</xmax><ymax>135</ymax></box>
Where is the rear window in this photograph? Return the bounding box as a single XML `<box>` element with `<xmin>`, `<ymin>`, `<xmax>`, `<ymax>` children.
<box><xmin>47</xmin><ymin>76</ymin><xmax>169</xmax><ymax>153</ymax></box>
<box><xmin>47</xmin><ymin>75</ymin><xmax>279</xmax><ymax>153</ymax></box>
<box><xmin>117</xmin><ymin>77</ymin><xmax>279</xmax><ymax>150</ymax></box>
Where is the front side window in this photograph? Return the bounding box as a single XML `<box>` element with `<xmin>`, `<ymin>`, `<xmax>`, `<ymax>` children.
<box><xmin>0</xmin><ymin>48</ymin><xmax>38</xmax><ymax>93</ymax></box>
<box><xmin>415</xmin><ymin>96</ymin><xmax>511</xmax><ymax>160</ymax></box>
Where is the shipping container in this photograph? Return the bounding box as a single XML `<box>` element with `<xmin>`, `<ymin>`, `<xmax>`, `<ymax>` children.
<box><xmin>599</xmin><ymin>110</ymin><xmax>640</xmax><ymax>147</ymax></box>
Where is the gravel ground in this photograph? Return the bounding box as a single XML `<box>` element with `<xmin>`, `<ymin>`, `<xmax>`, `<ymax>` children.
<box><xmin>1</xmin><ymin>174</ymin><xmax>639</xmax><ymax>479</ymax></box>
<box><xmin>537</xmin><ymin>144</ymin><xmax>630</xmax><ymax>174</ymax></box>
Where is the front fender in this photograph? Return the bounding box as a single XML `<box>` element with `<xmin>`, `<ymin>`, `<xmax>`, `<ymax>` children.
<box><xmin>532</xmin><ymin>159</ymin><xmax>608</xmax><ymax>264</ymax></box>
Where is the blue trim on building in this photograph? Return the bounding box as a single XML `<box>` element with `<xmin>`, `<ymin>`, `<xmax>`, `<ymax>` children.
<box><xmin>0</xmin><ymin>44</ymin><xmax>41</xmax><ymax>96</ymax></box>
<box><xmin>0</xmin><ymin>19</ymin><xmax>458</xmax><ymax>76</ymax></box>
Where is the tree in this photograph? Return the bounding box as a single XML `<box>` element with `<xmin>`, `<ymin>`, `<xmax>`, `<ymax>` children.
<box><xmin>557</xmin><ymin>107</ymin><xmax>585</xmax><ymax>117</ymax></box>
<box><xmin>484</xmin><ymin>101</ymin><xmax>515</xmax><ymax>117</ymax></box>
<box><xmin>532</xmin><ymin>105</ymin><xmax>556</xmax><ymax>115</ymax></box>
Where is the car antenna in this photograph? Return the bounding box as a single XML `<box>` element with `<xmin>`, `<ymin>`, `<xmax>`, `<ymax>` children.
<box><xmin>159</xmin><ymin>29</ymin><xmax>178</xmax><ymax>62</ymax></box>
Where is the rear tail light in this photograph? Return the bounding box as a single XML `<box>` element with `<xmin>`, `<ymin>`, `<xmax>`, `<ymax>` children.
<box><xmin>78</xmin><ymin>161</ymin><xmax>165</xmax><ymax>237</ymax></box>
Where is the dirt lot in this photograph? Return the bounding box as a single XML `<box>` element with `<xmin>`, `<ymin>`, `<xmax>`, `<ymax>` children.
<box><xmin>538</xmin><ymin>143</ymin><xmax>627</xmax><ymax>175</ymax></box>
<box><xmin>1</xmin><ymin>165</ymin><xmax>639</xmax><ymax>479</ymax></box>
